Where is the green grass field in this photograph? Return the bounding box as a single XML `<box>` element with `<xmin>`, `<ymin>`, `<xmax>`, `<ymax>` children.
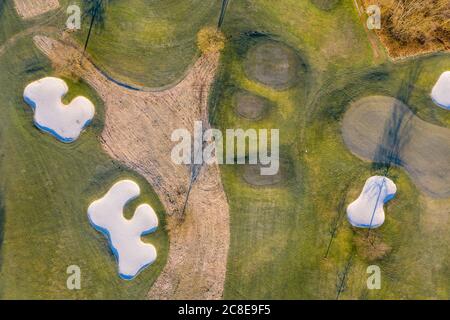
<box><xmin>0</xmin><ymin>0</ymin><xmax>448</xmax><ymax>299</ymax></box>
<box><xmin>73</xmin><ymin>0</ymin><xmax>221</xmax><ymax>87</ymax></box>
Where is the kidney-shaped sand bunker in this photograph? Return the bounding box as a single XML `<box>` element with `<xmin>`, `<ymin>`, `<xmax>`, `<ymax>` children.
<box><xmin>342</xmin><ymin>96</ymin><xmax>450</xmax><ymax>198</ymax></box>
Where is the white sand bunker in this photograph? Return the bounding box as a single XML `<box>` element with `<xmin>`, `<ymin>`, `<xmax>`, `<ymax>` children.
<box><xmin>87</xmin><ymin>180</ymin><xmax>158</xmax><ymax>280</ymax></box>
<box><xmin>347</xmin><ymin>176</ymin><xmax>397</xmax><ymax>228</ymax></box>
<box><xmin>24</xmin><ymin>77</ymin><xmax>95</xmax><ymax>143</ymax></box>
<box><xmin>431</xmin><ymin>71</ymin><xmax>450</xmax><ymax>109</ymax></box>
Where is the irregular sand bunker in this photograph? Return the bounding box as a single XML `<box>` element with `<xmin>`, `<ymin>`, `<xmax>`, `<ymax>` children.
<box><xmin>23</xmin><ymin>77</ymin><xmax>95</xmax><ymax>143</ymax></box>
<box><xmin>14</xmin><ymin>0</ymin><xmax>60</xmax><ymax>19</ymax></box>
<box><xmin>244</xmin><ymin>41</ymin><xmax>301</xmax><ymax>90</ymax></box>
<box><xmin>342</xmin><ymin>96</ymin><xmax>450</xmax><ymax>198</ymax></box>
<box><xmin>431</xmin><ymin>71</ymin><xmax>450</xmax><ymax>110</ymax></box>
<box><xmin>234</xmin><ymin>90</ymin><xmax>272</xmax><ymax>120</ymax></box>
<box><xmin>347</xmin><ymin>176</ymin><xmax>397</xmax><ymax>228</ymax></box>
<box><xmin>88</xmin><ymin>180</ymin><xmax>159</xmax><ymax>280</ymax></box>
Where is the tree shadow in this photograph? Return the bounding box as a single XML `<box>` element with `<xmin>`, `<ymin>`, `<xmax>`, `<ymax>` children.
<box><xmin>371</xmin><ymin>63</ymin><xmax>422</xmax><ymax>174</ymax></box>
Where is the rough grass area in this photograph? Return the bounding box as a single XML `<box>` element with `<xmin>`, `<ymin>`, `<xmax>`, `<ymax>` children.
<box><xmin>0</xmin><ymin>37</ymin><xmax>169</xmax><ymax>299</ymax></box>
<box><xmin>0</xmin><ymin>0</ymin><xmax>25</xmax><ymax>45</ymax></box>
<box><xmin>74</xmin><ymin>0</ymin><xmax>221</xmax><ymax>87</ymax></box>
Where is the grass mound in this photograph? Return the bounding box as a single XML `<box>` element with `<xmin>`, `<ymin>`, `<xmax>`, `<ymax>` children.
<box><xmin>244</xmin><ymin>40</ymin><xmax>302</xmax><ymax>90</ymax></box>
<box><xmin>233</xmin><ymin>90</ymin><xmax>272</xmax><ymax>120</ymax></box>
<box><xmin>242</xmin><ymin>158</ymin><xmax>292</xmax><ymax>187</ymax></box>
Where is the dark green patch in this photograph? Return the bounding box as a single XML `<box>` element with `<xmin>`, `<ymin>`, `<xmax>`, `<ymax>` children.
<box><xmin>233</xmin><ymin>90</ymin><xmax>273</xmax><ymax>120</ymax></box>
<box><xmin>311</xmin><ymin>0</ymin><xmax>341</xmax><ymax>11</ymax></box>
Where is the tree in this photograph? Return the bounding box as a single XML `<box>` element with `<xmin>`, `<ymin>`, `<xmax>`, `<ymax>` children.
<box><xmin>81</xmin><ymin>0</ymin><xmax>109</xmax><ymax>58</ymax></box>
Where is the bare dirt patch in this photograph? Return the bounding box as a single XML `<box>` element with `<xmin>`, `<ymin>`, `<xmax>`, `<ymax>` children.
<box><xmin>14</xmin><ymin>0</ymin><xmax>59</xmax><ymax>19</ymax></box>
<box><xmin>342</xmin><ymin>96</ymin><xmax>450</xmax><ymax>198</ymax></box>
<box><xmin>33</xmin><ymin>35</ymin><xmax>229</xmax><ymax>299</ymax></box>
<box><xmin>234</xmin><ymin>90</ymin><xmax>272</xmax><ymax>120</ymax></box>
<box><xmin>244</xmin><ymin>41</ymin><xmax>302</xmax><ymax>90</ymax></box>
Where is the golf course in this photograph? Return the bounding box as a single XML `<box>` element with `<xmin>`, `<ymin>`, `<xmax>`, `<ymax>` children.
<box><xmin>0</xmin><ymin>0</ymin><xmax>448</xmax><ymax>300</ymax></box>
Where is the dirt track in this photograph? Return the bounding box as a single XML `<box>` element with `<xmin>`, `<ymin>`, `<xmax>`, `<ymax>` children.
<box><xmin>342</xmin><ymin>95</ymin><xmax>450</xmax><ymax>198</ymax></box>
<box><xmin>14</xmin><ymin>0</ymin><xmax>59</xmax><ymax>19</ymax></box>
<box><xmin>33</xmin><ymin>35</ymin><xmax>230</xmax><ymax>299</ymax></box>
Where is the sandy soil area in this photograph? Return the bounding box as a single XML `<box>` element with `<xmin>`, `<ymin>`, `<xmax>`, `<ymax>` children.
<box><xmin>14</xmin><ymin>0</ymin><xmax>59</xmax><ymax>19</ymax></box>
<box><xmin>33</xmin><ymin>35</ymin><xmax>229</xmax><ymax>299</ymax></box>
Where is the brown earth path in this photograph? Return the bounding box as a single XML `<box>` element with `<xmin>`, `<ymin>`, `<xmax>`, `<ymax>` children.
<box><xmin>13</xmin><ymin>0</ymin><xmax>60</xmax><ymax>19</ymax></box>
<box><xmin>33</xmin><ymin>35</ymin><xmax>230</xmax><ymax>299</ymax></box>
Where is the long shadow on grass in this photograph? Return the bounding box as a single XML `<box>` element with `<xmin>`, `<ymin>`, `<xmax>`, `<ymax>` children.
<box><xmin>371</xmin><ymin>63</ymin><xmax>421</xmax><ymax>174</ymax></box>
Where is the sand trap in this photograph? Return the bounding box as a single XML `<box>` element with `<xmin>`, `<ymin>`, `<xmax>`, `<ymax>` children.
<box><xmin>431</xmin><ymin>71</ymin><xmax>450</xmax><ymax>110</ymax></box>
<box><xmin>234</xmin><ymin>90</ymin><xmax>272</xmax><ymax>120</ymax></box>
<box><xmin>244</xmin><ymin>41</ymin><xmax>301</xmax><ymax>90</ymax></box>
<box><xmin>14</xmin><ymin>0</ymin><xmax>60</xmax><ymax>19</ymax></box>
<box><xmin>347</xmin><ymin>176</ymin><xmax>396</xmax><ymax>228</ymax></box>
<box><xmin>342</xmin><ymin>96</ymin><xmax>450</xmax><ymax>198</ymax></box>
<box><xmin>23</xmin><ymin>77</ymin><xmax>95</xmax><ymax>143</ymax></box>
<box><xmin>87</xmin><ymin>180</ymin><xmax>158</xmax><ymax>280</ymax></box>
